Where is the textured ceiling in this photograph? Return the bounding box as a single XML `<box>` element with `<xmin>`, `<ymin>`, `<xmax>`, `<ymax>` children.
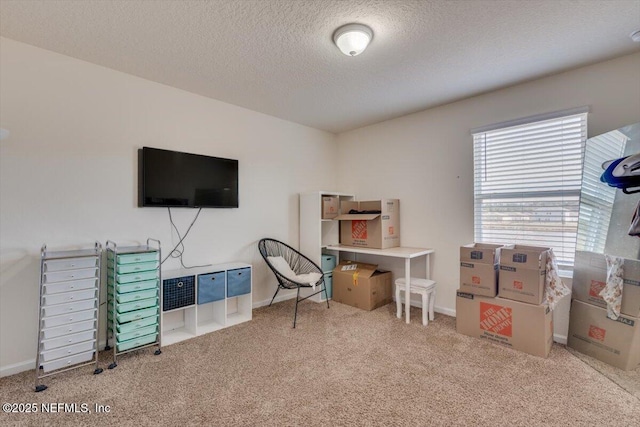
<box><xmin>1</xmin><ymin>0</ymin><xmax>639</xmax><ymax>134</ymax></box>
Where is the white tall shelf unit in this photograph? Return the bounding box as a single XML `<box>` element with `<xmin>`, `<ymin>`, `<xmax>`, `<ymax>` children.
<box><xmin>299</xmin><ymin>191</ymin><xmax>355</xmax><ymax>302</ymax></box>
<box><xmin>161</xmin><ymin>262</ymin><xmax>252</xmax><ymax>346</ymax></box>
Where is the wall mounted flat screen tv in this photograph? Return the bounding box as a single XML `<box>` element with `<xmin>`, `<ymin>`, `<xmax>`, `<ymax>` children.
<box><xmin>139</xmin><ymin>147</ymin><xmax>238</xmax><ymax>208</ymax></box>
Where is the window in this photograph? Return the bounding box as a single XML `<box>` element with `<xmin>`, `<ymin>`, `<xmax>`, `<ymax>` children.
<box><xmin>472</xmin><ymin>109</ymin><xmax>588</xmax><ymax>268</ymax></box>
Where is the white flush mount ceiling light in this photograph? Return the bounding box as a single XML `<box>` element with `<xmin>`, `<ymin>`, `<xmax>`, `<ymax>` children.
<box><xmin>333</xmin><ymin>23</ymin><xmax>373</xmax><ymax>57</ymax></box>
<box><xmin>631</xmin><ymin>30</ymin><xmax>640</xmax><ymax>42</ymax></box>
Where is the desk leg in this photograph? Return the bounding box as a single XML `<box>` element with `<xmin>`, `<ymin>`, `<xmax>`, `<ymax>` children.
<box><xmin>405</xmin><ymin>258</ymin><xmax>411</xmax><ymax>324</ymax></box>
<box><xmin>426</xmin><ymin>254</ymin><xmax>431</xmax><ymax>280</ymax></box>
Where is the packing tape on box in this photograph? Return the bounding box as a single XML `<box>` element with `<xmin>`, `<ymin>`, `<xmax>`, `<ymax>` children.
<box><xmin>352</xmin><ymin>271</ymin><xmax>359</xmax><ymax>286</ymax></box>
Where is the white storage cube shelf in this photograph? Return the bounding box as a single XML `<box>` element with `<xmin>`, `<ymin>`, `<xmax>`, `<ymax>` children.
<box><xmin>299</xmin><ymin>191</ymin><xmax>355</xmax><ymax>303</ymax></box>
<box><xmin>161</xmin><ymin>262</ymin><xmax>252</xmax><ymax>346</ymax></box>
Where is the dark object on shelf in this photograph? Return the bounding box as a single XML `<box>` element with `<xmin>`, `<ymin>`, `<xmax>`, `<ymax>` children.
<box><xmin>348</xmin><ymin>209</ymin><xmax>381</xmax><ymax>214</ymax></box>
<box><xmin>258</xmin><ymin>238</ymin><xmax>328</xmax><ymax>328</ymax></box>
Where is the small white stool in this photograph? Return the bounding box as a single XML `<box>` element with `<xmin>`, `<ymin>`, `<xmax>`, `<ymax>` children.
<box><xmin>395</xmin><ymin>277</ymin><xmax>436</xmax><ymax>326</ymax></box>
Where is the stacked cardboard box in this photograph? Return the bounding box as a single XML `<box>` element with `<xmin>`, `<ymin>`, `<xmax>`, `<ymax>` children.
<box><xmin>567</xmin><ymin>251</ymin><xmax>640</xmax><ymax>370</ymax></box>
<box><xmin>456</xmin><ymin>243</ymin><xmax>554</xmax><ymax>358</ymax></box>
<box><xmin>335</xmin><ymin>199</ymin><xmax>400</xmax><ymax>249</ymax></box>
<box><xmin>459</xmin><ymin>243</ymin><xmax>503</xmax><ymax>297</ymax></box>
<box><xmin>498</xmin><ymin>245</ymin><xmax>550</xmax><ymax>305</ymax></box>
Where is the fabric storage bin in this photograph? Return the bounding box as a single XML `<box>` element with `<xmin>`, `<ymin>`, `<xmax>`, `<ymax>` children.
<box><xmin>198</xmin><ymin>271</ymin><xmax>225</xmax><ymax>304</ymax></box>
<box><xmin>227</xmin><ymin>267</ymin><xmax>251</xmax><ymax>297</ymax></box>
<box><xmin>163</xmin><ymin>275</ymin><xmax>196</xmax><ymax>311</ymax></box>
<box><xmin>321</xmin><ymin>254</ymin><xmax>337</xmax><ymax>273</ymax></box>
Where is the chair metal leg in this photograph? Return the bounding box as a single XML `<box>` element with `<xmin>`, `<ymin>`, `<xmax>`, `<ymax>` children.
<box><xmin>293</xmin><ymin>286</ymin><xmax>301</xmax><ymax>328</ymax></box>
<box><xmin>323</xmin><ymin>281</ymin><xmax>330</xmax><ymax>308</ymax></box>
<box><xmin>269</xmin><ymin>287</ymin><xmax>280</xmax><ymax>307</ymax></box>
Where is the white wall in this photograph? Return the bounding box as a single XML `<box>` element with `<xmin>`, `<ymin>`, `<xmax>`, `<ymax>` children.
<box><xmin>336</xmin><ymin>53</ymin><xmax>640</xmax><ymax>340</ymax></box>
<box><xmin>0</xmin><ymin>38</ymin><xmax>338</xmax><ymax>375</ymax></box>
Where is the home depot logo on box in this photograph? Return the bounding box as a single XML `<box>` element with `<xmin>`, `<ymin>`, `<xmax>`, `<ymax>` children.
<box><xmin>588</xmin><ymin>325</ymin><xmax>606</xmax><ymax>341</ymax></box>
<box><xmin>589</xmin><ymin>280</ymin><xmax>606</xmax><ymax>299</ymax></box>
<box><xmin>352</xmin><ymin>220</ymin><xmax>367</xmax><ymax>239</ymax></box>
<box><xmin>479</xmin><ymin>302</ymin><xmax>513</xmax><ymax>337</ymax></box>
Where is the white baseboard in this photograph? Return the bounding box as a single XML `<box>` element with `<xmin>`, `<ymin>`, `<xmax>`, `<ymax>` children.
<box><xmin>252</xmin><ymin>291</ymin><xmax>297</xmax><ymax>309</ymax></box>
<box><xmin>1</xmin><ymin>359</ymin><xmax>35</xmax><ymax>378</ymax></box>
<box><xmin>553</xmin><ymin>334</ymin><xmax>567</xmax><ymax>345</ymax></box>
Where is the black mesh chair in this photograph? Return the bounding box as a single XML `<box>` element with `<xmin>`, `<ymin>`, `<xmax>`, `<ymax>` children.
<box><xmin>258</xmin><ymin>238</ymin><xmax>329</xmax><ymax>327</ymax></box>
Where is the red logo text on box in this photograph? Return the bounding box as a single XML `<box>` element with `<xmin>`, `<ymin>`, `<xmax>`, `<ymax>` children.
<box><xmin>352</xmin><ymin>220</ymin><xmax>368</xmax><ymax>240</ymax></box>
<box><xmin>589</xmin><ymin>280</ymin><xmax>606</xmax><ymax>299</ymax></box>
<box><xmin>480</xmin><ymin>302</ymin><xmax>512</xmax><ymax>337</ymax></box>
<box><xmin>472</xmin><ymin>276</ymin><xmax>481</xmax><ymax>285</ymax></box>
<box><xmin>588</xmin><ymin>325</ymin><xmax>606</xmax><ymax>341</ymax></box>
<box><xmin>514</xmin><ymin>281</ymin><xmax>523</xmax><ymax>290</ymax></box>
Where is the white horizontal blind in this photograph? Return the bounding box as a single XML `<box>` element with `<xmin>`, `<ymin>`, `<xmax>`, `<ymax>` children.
<box><xmin>473</xmin><ymin>112</ymin><xmax>587</xmax><ymax>267</ymax></box>
<box><xmin>576</xmin><ymin>130</ymin><xmax>626</xmax><ymax>253</ymax></box>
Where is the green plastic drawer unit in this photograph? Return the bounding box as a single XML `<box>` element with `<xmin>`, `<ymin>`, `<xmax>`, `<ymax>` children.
<box><xmin>116</xmin><ymin>297</ymin><xmax>158</xmax><ymax>314</ymax></box>
<box><xmin>111</xmin><ymin>288</ymin><xmax>157</xmax><ymax>304</ymax></box>
<box><xmin>113</xmin><ymin>306</ymin><xmax>158</xmax><ymax>323</ymax></box>
<box><xmin>116</xmin><ymin>279</ymin><xmax>158</xmax><ymax>294</ymax></box>
<box><xmin>324</xmin><ymin>272</ymin><xmax>333</xmax><ymax>299</ymax></box>
<box><xmin>110</xmin><ymin>251</ymin><xmax>158</xmax><ymax>265</ymax></box>
<box><xmin>108</xmin><ymin>261</ymin><xmax>159</xmax><ymax>275</ymax></box>
<box><xmin>163</xmin><ymin>276</ymin><xmax>195</xmax><ymax>311</ymax></box>
<box><xmin>198</xmin><ymin>271</ymin><xmax>225</xmax><ymax>304</ymax></box>
<box><xmin>116</xmin><ymin>315</ymin><xmax>158</xmax><ymax>333</ymax></box>
<box><xmin>321</xmin><ymin>254</ymin><xmax>337</xmax><ymax>273</ymax></box>
<box><xmin>227</xmin><ymin>267</ymin><xmax>251</xmax><ymax>297</ymax></box>
<box><xmin>111</xmin><ymin>270</ymin><xmax>158</xmax><ymax>284</ymax></box>
<box><xmin>116</xmin><ymin>324</ymin><xmax>157</xmax><ymax>342</ymax></box>
<box><xmin>116</xmin><ymin>332</ymin><xmax>158</xmax><ymax>352</ymax></box>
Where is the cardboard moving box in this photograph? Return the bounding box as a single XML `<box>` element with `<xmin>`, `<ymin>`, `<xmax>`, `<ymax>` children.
<box><xmin>456</xmin><ymin>291</ymin><xmax>553</xmax><ymax>358</ymax></box>
<box><xmin>459</xmin><ymin>243</ymin><xmax>508</xmax><ymax>298</ymax></box>
<box><xmin>332</xmin><ymin>261</ymin><xmax>393</xmax><ymax>311</ymax></box>
<box><xmin>499</xmin><ymin>245</ymin><xmax>550</xmax><ymax>305</ymax></box>
<box><xmin>567</xmin><ymin>299</ymin><xmax>640</xmax><ymax>371</ymax></box>
<box><xmin>321</xmin><ymin>196</ymin><xmax>339</xmax><ymax>219</ymax></box>
<box><xmin>335</xmin><ymin>199</ymin><xmax>399</xmax><ymax>249</ymax></box>
<box><xmin>573</xmin><ymin>251</ymin><xmax>640</xmax><ymax>318</ymax></box>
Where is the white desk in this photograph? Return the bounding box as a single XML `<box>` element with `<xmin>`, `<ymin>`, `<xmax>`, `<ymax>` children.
<box><xmin>326</xmin><ymin>245</ymin><xmax>435</xmax><ymax>324</ymax></box>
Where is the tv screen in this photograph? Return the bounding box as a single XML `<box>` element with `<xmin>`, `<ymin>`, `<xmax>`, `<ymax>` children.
<box><xmin>140</xmin><ymin>147</ymin><xmax>238</xmax><ymax>208</ymax></box>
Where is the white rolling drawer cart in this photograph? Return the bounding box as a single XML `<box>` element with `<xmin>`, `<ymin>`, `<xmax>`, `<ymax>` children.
<box><xmin>35</xmin><ymin>242</ymin><xmax>103</xmax><ymax>392</ymax></box>
<box><xmin>105</xmin><ymin>239</ymin><xmax>162</xmax><ymax>369</ymax></box>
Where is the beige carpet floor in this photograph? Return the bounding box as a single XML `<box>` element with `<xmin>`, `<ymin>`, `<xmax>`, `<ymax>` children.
<box><xmin>1</xmin><ymin>299</ymin><xmax>639</xmax><ymax>426</ymax></box>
